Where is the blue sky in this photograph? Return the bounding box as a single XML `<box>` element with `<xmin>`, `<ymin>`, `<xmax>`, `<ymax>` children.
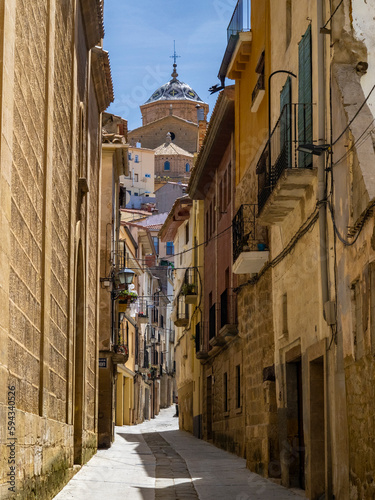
<box><xmin>103</xmin><ymin>0</ymin><xmax>237</xmax><ymax>130</ymax></box>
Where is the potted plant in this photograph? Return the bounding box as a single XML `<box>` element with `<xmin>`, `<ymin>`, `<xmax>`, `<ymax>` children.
<box><xmin>118</xmin><ymin>290</ymin><xmax>138</xmax><ymax>305</ymax></box>
<box><xmin>181</xmin><ymin>283</ymin><xmax>197</xmax><ymax>304</ymax></box>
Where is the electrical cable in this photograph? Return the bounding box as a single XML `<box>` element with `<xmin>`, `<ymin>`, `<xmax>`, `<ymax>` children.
<box><xmin>160</xmin><ymin>223</ymin><xmax>233</xmax><ymax>260</ymax></box>
<box><xmin>327</xmin><ymin>199</ymin><xmax>375</xmax><ymax>246</ymax></box>
<box><xmin>332</xmin><ymin>119</ymin><xmax>375</xmax><ymax>167</ymax></box>
<box><xmin>321</xmin><ymin>0</ymin><xmax>345</xmax><ymax>30</ymax></box>
<box><xmin>234</xmin><ymin>206</ymin><xmax>320</xmax><ymax>292</ymax></box>
<box><xmin>332</xmin><ymin>84</ymin><xmax>375</xmax><ymax>146</ymax></box>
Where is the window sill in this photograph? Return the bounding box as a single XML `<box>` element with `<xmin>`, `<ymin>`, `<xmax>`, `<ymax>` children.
<box><xmin>223</xmin><ymin>411</ymin><xmax>230</xmax><ymax>418</ymax></box>
<box><xmin>235</xmin><ymin>406</ymin><xmax>242</xmax><ymax>415</ymax></box>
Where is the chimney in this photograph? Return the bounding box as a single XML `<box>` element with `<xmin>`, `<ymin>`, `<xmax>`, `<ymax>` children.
<box><xmin>196</xmin><ymin>105</ymin><xmax>207</xmax><ymax>151</ymax></box>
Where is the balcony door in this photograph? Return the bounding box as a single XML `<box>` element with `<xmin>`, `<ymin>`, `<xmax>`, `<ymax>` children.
<box><xmin>280</xmin><ymin>77</ymin><xmax>292</xmax><ymax>172</ymax></box>
<box><xmin>298</xmin><ymin>25</ymin><xmax>313</xmax><ymax>168</ymax></box>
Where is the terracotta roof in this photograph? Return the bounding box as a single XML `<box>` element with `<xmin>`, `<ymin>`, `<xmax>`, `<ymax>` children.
<box><xmin>159</xmin><ymin>196</ymin><xmax>193</xmax><ymax>242</ymax></box>
<box><xmin>129</xmin><ymin>114</ymin><xmax>197</xmax><ymax>135</ymax></box>
<box><xmin>136</xmin><ymin>212</ymin><xmax>169</xmax><ymax>227</ymax></box>
<box><xmin>92</xmin><ymin>47</ymin><xmax>114</xmax><ymax>112</ymax></box>
<box><xmin>154</xmin><ymin>140</ymin><xmax>194</xmax><ymax>157</ymax></box>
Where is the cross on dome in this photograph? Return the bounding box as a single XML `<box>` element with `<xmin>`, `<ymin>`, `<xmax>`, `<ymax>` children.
<box><xmin>170</xmin><ymin>40</ymin><xmax>180</xmax><ymax>80</ymax></box>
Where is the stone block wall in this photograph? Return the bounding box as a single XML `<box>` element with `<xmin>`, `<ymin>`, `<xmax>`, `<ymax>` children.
<box><xmin>238</xmin><ymin>270</ymin><xmax>279</xmax><ymax>477</ymax></box>
<box><xmin>203</xmin><ymin>337</ymin><xmax>246</xmax><ymax>458</ymax></box>
<box><xmin>141</xmin><ymin>100</ymin><xmax>208</xmax><ymax>127</ymax></box>
<box><xmin>129</xmin><ymin>116</ymin><xmax>198</xmax><ymax>154</ymax></box>
<box><xmin>0</xmin><ymin>0</ymin><xmax>103</xmax><ymax>497</ymax></box>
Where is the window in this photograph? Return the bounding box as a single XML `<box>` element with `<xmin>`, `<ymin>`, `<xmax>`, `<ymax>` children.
<box><xmin>153</xmin><ymin>236</ymin><xmax>159</xmax><ymax>255</ymax></box>
<box><xmin>128</xmin><ymin>152</ymin><xmax>132</xmax><ymax>161</ymax></box>
<box><xmin>134</xmin><ymin>192</ymin><xmax>139</xmax><ymax>196</ymax></box>
<box><xmin>185</xmin><ymin>221</ymin><xmax>189</xmax><ymax>244</ymax></box>
<box><xmin>298</xmin><ymin>25</ymin><xmax>313</xmax><ymax>168</ymax></box>
<box><xmin>195</xmin><ymin>322</ymin><xmax>201</xmax><ymax>353</ymax></box>
<box><xmin>221</xmin><ymin>289</ymin><xmax>228</xmax><ymax>328</ymax></box>
<box><xmin>209</xmin><ymin>303</ymin><xmax>216</xmax><ymax>340</ymax></box>
<box><xmin>134</xmin><ymin>173</ymin><xmax>139</xmax><ymax>182</ymax></box>
<box><xmin>185</xmin><ymin>163</ymin><xmax>190</xmax><ymax>173</ymax></box>
<box><xmin>135</xmin><ymin>155</ymin><xmax>139</xmax><ymax>163</ymax></box>
<box><xmin>280</xmin><ymin>77</ymin><xmax>292</xmax><ymax>168</ymax></box>
<box><xmin>166</xmin><ymin>241</ymin><xmax>174</xmax><ymax>255</ymax></box>
<box><xmin>169</xmin><ymin>132</ymin><xmax>175</xmax><ymax>140</ymax></box>
<box><xmin>223</xmin><ymin>171</ymin><xmax>228</xmax><ymax>209</ymax></box>
<box><xmin>224</xmin><ymin>372</ymin><xmax>228</xmax><ymax>412</ymax></box>
<box><xmin>164</xmin><ymin>161</ymin><xmax>170</xmax><ymax>171</ymax></box>
<box><xmin>235</xmin><ymin>365</ymin><xmax>241</xmax><ymax>408</ymax></box>
<box><xmin>252</xmin><ymin>51</ymin><xmax>265</xmax><ymax>109</ymax></box>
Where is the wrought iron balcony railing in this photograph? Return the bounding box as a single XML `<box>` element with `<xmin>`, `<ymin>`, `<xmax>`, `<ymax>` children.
<box><xmin>195</xmin><ymin>322</ymin><xmax>209</xmax><ymax>359</ymax></box>
<box><xmin>257</xmin><ymin>103</ymin><xmax>315</xmax><ymax>212</ymax></box>
<box><xmin>227</xmin><ymin>0</ymin><xmax>251</xmax><ymax>41</ymax></box>
<box><xmin>251</xmin><ymin>73</ymin><xmax>265</xmax><ymax>106</ymax></box>
<box><xmin>137</xmin><ymin>299</ymin><xmax>149</xmax><ymax>321</ymax></box>
<box><xmin>174</xmin><ymin>295</ymin><xmax>189</xmax><ymax>327</ymax></box>
<box><xmin>233</xmin><ymin>204</ymin><xmax>268</xmax><ymax>262</ymax></box>
<box><xmin>179</xmin><ymin>267</ymin><xmax>199</xmax><ymax>303</ymax></box>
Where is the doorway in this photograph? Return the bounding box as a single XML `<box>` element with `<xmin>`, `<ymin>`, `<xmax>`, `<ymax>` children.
<box><xmin>286</xmin><ymin>358</ymin><xmax>305</xmax><ymax>489</ymax></box>
<box><xmin>309</xmin><ymin>357</ymin><xmax>325</xmax><ymax>498</ymax></box>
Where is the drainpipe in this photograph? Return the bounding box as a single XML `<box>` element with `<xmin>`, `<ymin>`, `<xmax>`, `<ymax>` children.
<box><xmin>317</xmin><ymin>0</ymin><xmax>333</xmax><ymax>498</ymax></box>
<box><xmin>317</xmin><ymin>20</ymin><xmax>330</xmax><ymax>316</ymax></box>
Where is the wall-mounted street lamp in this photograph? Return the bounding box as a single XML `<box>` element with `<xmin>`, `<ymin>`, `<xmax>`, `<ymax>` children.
<box><xmin>297</xmin><ymin>143</ymin><xmax>331</xmax><ymax>156</ymax></box>
<box><xmin>115</xmin><ymin>268</ymin><xmax>135</xmax><ymax>287</ymax></box>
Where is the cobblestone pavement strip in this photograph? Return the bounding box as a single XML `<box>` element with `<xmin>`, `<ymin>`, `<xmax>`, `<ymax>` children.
<box><xmin>54</xmin><ymin>406</ymin><xmax>302</xmax><ymax>500</ymax></box>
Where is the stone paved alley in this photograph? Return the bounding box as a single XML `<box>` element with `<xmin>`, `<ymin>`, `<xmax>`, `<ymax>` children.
<box><xmin>54</xmin><ymin>406</ymin><xmax>302</xmax><ymax>500</ymax></box>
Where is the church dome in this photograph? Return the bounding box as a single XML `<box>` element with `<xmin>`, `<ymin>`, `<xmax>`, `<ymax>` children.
<box><xmin>145</xmin><ymin>63</ymin><xmax>204</xmax><ymax>104</ymax></box>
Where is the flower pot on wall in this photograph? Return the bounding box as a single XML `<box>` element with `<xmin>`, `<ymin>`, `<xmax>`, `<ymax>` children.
<box><xmin>185</xmin><ymin>294</ymin><xmax>197</xmax><ymax>305</ymax></box>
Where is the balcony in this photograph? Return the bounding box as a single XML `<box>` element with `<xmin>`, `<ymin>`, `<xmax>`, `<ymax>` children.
<box><xmin>173</xmin><ymin>295</ymin><xmax>189</xmax><ymax>328</ymax></box>
<box><xmin>251</xmin><ymin>73</ymin><xmax>265</xmax><ymax>113</ymax></box>
<box><xmin>195</xmin><ymin>323</ymin><xmax>209</xmax><ymax>362</ymax></box>
<box><xmin>137</xmin><ymin>299</ymin><xmax>149</xmax><ymax>324</ymax></box>
<box><xmin>180</xmin><ymin>267</ymin><xmax>199</xmax><ymax>305</ymax></box>
<box><xmin>112</xmin><ymin>344</ymin><xmax>129</xmax><ymax>365</ymax></box>
<box><xmin>219</xmin><ymin>0</ymin><xmax>251</xmax><ymax>82</ymax></box>
<box><xmin>227</xmin><ymin>0</ymin><xmax>251</xmax><ymax>41</ymax></box>
<box><xmin>218</xmin><ymin>289</ymin><xmax>238</xmax><ymax>339</ymax></box>
<box><xmin>257</xmin><ymin>103</ymin><xmax>317</xmax><ymax>225</ymax></box>
<box><xmin>232</xmin><ymin>204</ymin><xmax>269</xmax><ymax>275</ymax></box>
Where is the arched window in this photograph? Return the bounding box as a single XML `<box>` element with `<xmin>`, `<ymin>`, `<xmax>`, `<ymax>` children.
<box><xmin>164</xmin><ymin>161</ymin><xmax>170</xmax><ymax>171</ymax></box>
<box><xmin>185</xmin><ymin>163</ymin><xmax>190</xmax><ymax>173</ymax></box>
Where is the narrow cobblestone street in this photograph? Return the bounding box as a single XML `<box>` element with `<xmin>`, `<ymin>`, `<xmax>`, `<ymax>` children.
<box><xmin>54</xmin><ymin>407</ymin><xmax>301</xmax><ymax>500</ymax></box>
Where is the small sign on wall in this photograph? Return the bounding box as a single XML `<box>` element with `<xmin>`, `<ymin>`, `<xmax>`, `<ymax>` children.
<box><xmin>99</xmin><ymin>358</ymin><xmax>107</xmax><ymax>368</ymax></box>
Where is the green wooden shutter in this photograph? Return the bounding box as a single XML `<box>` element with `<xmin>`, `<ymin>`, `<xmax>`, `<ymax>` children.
<box><xmin>280</xmin><ymin>77</ymin><xmax>292</xmax><ymax>168</ymax></box>
<box><xmin>298</xmin><ymin>25</ymin><xmax>312</xmax><ymax>168</ymax></box>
